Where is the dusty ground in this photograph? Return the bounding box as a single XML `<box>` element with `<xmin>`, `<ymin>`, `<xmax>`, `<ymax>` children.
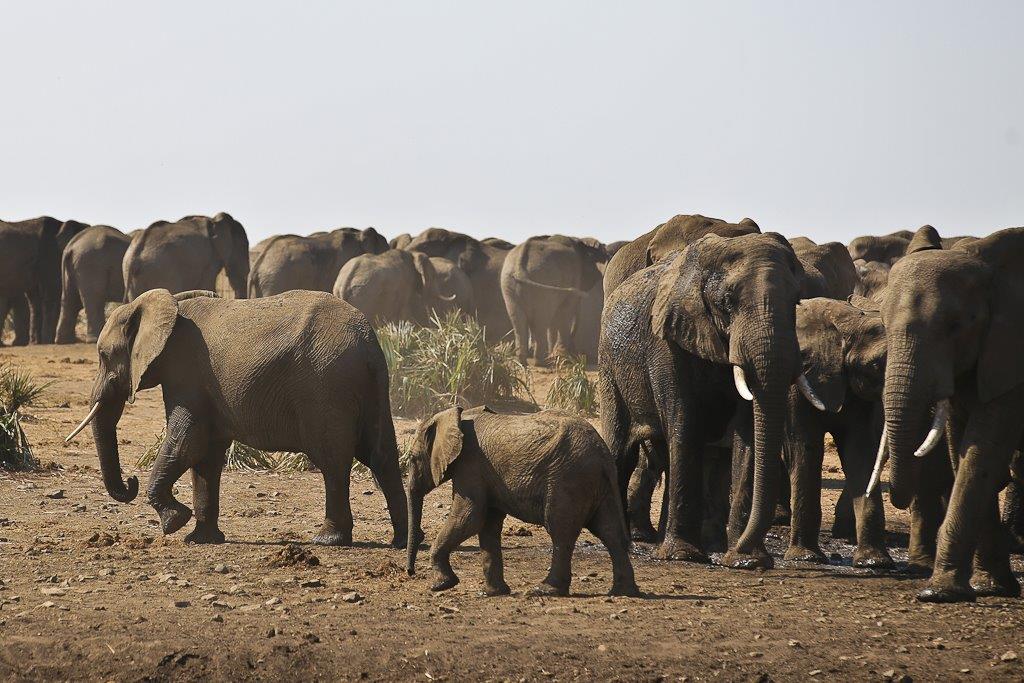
<box><xmin>1</xmin><ymin>342</ymin><xmax>1023</xmax><ymax>682</ymax></box>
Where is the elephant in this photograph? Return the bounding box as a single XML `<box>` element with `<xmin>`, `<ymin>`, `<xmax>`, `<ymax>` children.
<box><xmin>428</xmin><ymin>257</ymin><xmax>475</xmax><ymax>317</ymax></box>
<box><xmin>123</xmin><ymin>214</ymin><xmax>249</xmax><ymax>301</ymax></box>
<box><xmin>405</xmin><ymin>405</ymin><xmax>639</xmax><ymax>597</ymax></box>
<box><xmin>782</xmin><ymin>297</ymin><xmax>896</xmax><ymax>568</ymax></box>
<box><xmin>600</xmin><ymin>231</ymin><xmax>804</xmax><ymax>568</ymax></box>
<box><xmin>390</xmin><ymin>233</ymin><xmax>413</xmax><ymax>250</ymax></box>
<box><xmin>56</xmin><ymin>225</ymin><xmax>133</xmax><ymax>343</ymax></box>
<box><xmin>405</xmin><ymin>228</ymin><xmax>513</xmax><ymax>342</ymax></box>
<box><xmin>876</xmin><ymin>224</ymin><xmax>1024</xmax><ymax>602</ymax></box>
<box><xmin>0</xmin><ymin>217</ymin><xmax>90</xmax><ymax>344</ymax></box>
<box><xmin>248</xmin><ymin>227</ymin><xmax>387</xmax><ymax>298</ymax></box>
<box><xmin>500</xmin><ymin>235</ymin><xmax>608</xmax><ymax>363</ymax></box>
<box><xmin>333</xmin><ymin>249</ymin><xmax>456</xmax><ymax>325</ymax></box>
<box><xmin>64</xmin><ymin>289</ymin><xmax>408</xmax><ymax>547</ymax></box>
<box><xmin>789</xmin><ymin>237</ymin><xmax>859</xmax><ymax>300</ymax></box>
<box><xmin>847</xmin><ymin>230</ymin><xmax>915</xmax><ymax>264</ymax></box>
<box><xmin>603</xmin><ymin>214</ymin><xmax>760</xmax><ymax>296</ymax></box>
<box><xmin>854</xmin><ymin>260</ymin><xmax>891</xmax><ymax>301</ymax></box>
<box><xmin>605</xmin><ymin>240</ymin><xmax>629</xmax><ymax>258</ymax></box>
<box><xmin>480</xmin><ymin>237</ymin><xmax>515</xmax><ymax>250</ymax></box>
<box><xmin>571</xmin><ymin>262</ymin><xmax>605</xmax><ymax>365</ymax></box>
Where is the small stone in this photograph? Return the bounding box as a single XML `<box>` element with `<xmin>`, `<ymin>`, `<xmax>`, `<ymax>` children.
<box><xmin>788</xmin><ymin>640</ymin><xmax>802</xmax><ymax>648</ymax></box>
<box><xmin>265</xmin><ymin>597</ymin><xmax>282</xmax><ymax>606</ymax></box>
<box><xmin>808</xmin><ymin>671</ymin><xmax>821</xmax><ymax>677</ymax></box>
<box><xmin>213</xmin><ymin>564</ymin><xmax>229</xmax><ymax>574</ymax></box>
<box><xmin>266</xmin><ymin>627</ymin><xmax>278</xmax><ymax>638</ymax></box>
<box><xmin>300</xmin><ymin>579</ymin><xmax>324</xmax><ymax>589</ymax></box>
<box><xmin>211</xmin><ymin>614</ymin><xmax>223</xmax><ymax>623</ymax></box>
<box><xmin>1001</xmin><ymin>651</ymin><xmax>1018</xmax><ymax>662</ymax></box>
<box><xmin>40</xmin><ymin>587</ymin><xmax>67</xmax><ymax>597</ymax></box>
<box><xmin>46</xmin><ymin>490</ymin><xmax>65</xmax><ymax>500</ymax></box>
<box><xmin>597</xmin><ymin>644</ymin><xmax>608</xmax><ymax>652</ymax></box>
<box><xmin>201</xmin><ymin>593</ymin><xmax>218</xmax><ymax>602</ymax></box>
<box><xmin>341</xmin><ymin>591</ymin><xmax>363</xmax><ymax>603</ymax></box>
<box><xmin>438</xmin><ymin>604</ymin><xmax>459</xmax><ymax>614</ymax></box>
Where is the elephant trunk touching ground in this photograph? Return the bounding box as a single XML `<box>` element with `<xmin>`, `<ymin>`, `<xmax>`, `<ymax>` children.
<box><xmin>727</xmin><ymin>302</ymin><xmax>799</xmax><ymax>562</ymax></box>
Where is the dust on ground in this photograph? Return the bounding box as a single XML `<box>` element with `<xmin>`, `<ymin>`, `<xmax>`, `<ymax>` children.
<box><xmin>1</xmin><ymin>343</ymin><xmax>1022</xmax><ymax>682</ymax></box>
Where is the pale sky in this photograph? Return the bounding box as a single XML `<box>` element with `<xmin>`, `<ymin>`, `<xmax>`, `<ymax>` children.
<box><xmin>2</xmin><ymin>2</ymin><xmax>1022</xmax><ymax>245</ymax></box>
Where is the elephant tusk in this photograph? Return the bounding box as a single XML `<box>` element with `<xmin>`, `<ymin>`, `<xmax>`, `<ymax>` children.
<box><xmin>914</xmin><ymin>398</ymin><xmax>950</xmax><ymax>457</ymax></box>
<box><xmin>437</xmin><ymin>292</ymin><xmax>457</xmax><ymax>301</ymax></box>
<box><xmin>65</xmin><ymin>402</ymin><xmax>100</xmax><ymax>444</ymax></box>
<box><xmin>796</xmin><ymin>374</ymin><xmax>827</xmax><ymax>411</ymax></box>
<box><xmin>865</xmin><ymin>424</ymin><xmax>888</xmax><ymax>497</ymax></box>
<box><xmin>733</xmin><ymin>366</ymin><xmax>754</xmax><ymax>401</ymax></box>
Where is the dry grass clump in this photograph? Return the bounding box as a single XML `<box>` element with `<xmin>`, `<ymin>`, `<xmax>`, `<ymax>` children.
<box><xmin>0</xmin><ymin>363</ymin><xmax>50</xmax><ymax>470</ymax></box>
<box><xmin>546</xmin><ymin>354</ymin><xmax>598</xmax><ymax>416</ymax></box>
<box><xmin>378</xmin><ymin>311</ymin><xmax>533</xmax><ymax>418</ymax></box>
<box><xmin>137</xmin><ymin>432</ymin><xmax>313</xmax><ymax>472</ymax></box>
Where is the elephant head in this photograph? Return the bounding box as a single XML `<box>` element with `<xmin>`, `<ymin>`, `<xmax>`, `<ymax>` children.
<box><xmin>358</xmin><ymin>227</ymin><xmax>389</xmax><ymax>255</ymax></box>
<box><xmin>407</xmin><ymin>228</ymin><xmax>489</xmax><ymax>275</ymax></box>
<box><xmin>879</xmin><ymin>227</ymin><xmax>1024</xmax><ymax>509</ymax></box>
<box><xmin>410</xmin><ymin>251</ymin><xmax>456</xmax><ymax>317</ymax></box>
<box><xmin>206</xmin><ymin>213</ymin><xmax>250</xmax><ymax>298</ymax></box>
<box><xmin>405</xmin><ymin>406</ymin><xmax>465</xmax><ymax>574</ymax></box>
<box><xmin>651</xmin><ymin>232</ymin><xmax>804</xmax><ymax>556</ymax></box>
<box><xmin>65</xmin><ymin>288</ymin><xmax>180</xmax><ymax>504</ymax></box>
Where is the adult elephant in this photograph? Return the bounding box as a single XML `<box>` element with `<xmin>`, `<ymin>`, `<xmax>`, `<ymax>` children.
<box><xmin>64</xmin><ymin>289</ymin><xmax>409</xmax><ymax>548</ymax></box>
<box><xmin>481</xmin><ymin>237</ymin><xmax>515</xmax><ymax>250</ymax></box>
<box><xmin>390</xmin><ymin>233</ymin><xmax>413</xmax><ymax>250</ymax></box>
<box><xmin>248</xmin><ymin>227</ymin><xmax>387</xmax><ymax>298</ymax></box>
<box><xmin>56</xmin><ymin>225</ymin><xmax>133</xmax><ymax>343</ymax></box>
<box><xmin>500</xmin><ymin>235</ymin><xmax>607</xmax><ymax>363</ymax></box>
<box><xmin>429</xmin><ymin>257</ymin><xmax>475</xmax><ymax>317</ymax></box>
<box><xmin>0</xmin><ymin>217</ymin><xmax>90</xmax><ymax>344</ymax></box>
<box><xmin>405</xmin><ymin>228</ymin><xmax>512</xmax><ymax>342</ymax></box>
<box><xmin>0</xmin><ymin>295</ymin><xmax>29</xmax><ymax>346</ymax></box>
<box><xmin>603</xmin><ymin>214</ymin><xmax>760</xmax><ymax>296</ymax></box>
<box><xmin>606</xmin><ymin>240</ymin><xmax>629</xmax><ymax>257</ymax></box>
<box><xmin>123</xmin><ymin>214</ymin><xmax>249</xmax><ymax>301</ymax></box>
<box><xmin>600</xmin><ymin>232</ymin><xmax>804</xmax><ymax>568</ymax></box>
<box><xmin>789</xmin><ymin>237</ymin><xmax>859</xmax><ymax>299</ymax></box>
<box><xmin>877</xmin><ymin>225</ymin><xmax>1024</xmax><ymax>602</ymax></box>
<box><xmin>333</xmin><ymin>249</ymin><xmax>455</xmax><ymax>325</ymax></box>
<box><xmin>847</xmin><ymin>230</ymin><xmax>917</xmax><ymax>264</ymax></box>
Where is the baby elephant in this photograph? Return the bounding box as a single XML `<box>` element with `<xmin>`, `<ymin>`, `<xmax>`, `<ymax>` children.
<box><xmin>405</xmin><ymin>406</ymin><xmax>639</xmax><ymax>597</ymax></box>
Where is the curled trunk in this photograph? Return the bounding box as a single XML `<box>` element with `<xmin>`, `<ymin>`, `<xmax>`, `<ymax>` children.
<box><xmin>92</xmin><ymin>400</ymin><xmax>139</xmax><ymax>503</ymax></box>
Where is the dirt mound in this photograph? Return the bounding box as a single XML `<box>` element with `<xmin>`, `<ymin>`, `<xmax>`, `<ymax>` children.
<box><xmin>266</xmin><ymin>543</ymin><xmax>320</xmax><ymax>568</ymax></box>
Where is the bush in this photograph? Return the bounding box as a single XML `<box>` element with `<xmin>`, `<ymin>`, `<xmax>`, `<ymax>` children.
<box><xmin>136</xmin><ymin>431</ymin><xmax>313</xmax><ymax>473</ymax></box>
<box><xmin>546</xmin><ymin>355</ymin><xmax>599</xmax><ymax>416</ymax></box>
<box><xmin>378</xmin><ymin>311</ymin><xmax>534</xmax><ymax>418</ymax></box>
<box><xmin>0</xmin><ymin>363</ymin><xmax>50</xmax><ymax>471</ymax></box>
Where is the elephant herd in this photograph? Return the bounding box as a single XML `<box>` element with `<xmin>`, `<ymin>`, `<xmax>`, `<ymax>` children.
<box><xmin>5</xmin><ymin>210</ymin><xmax>1024</xmax><ymax>603</ymax></box>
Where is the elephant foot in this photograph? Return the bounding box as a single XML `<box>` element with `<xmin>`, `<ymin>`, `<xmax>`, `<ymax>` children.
<box><xmin>155</xmin><ymin>501</ymin><xmax>193</xmax><ymax>535</ymax></box>
<box><xmin>526</xmin><ymin>582</ymin><xmax>569</xmax><ymax>598</ymax></box>
<box><xmin>723</xmin><ymin>545</ymin><xmax>774</xmax><ymax>570</ymax></box>
<box><xmin>853</xmin><ymin>545</ymin><xmax>895</xmax><ymax>570</ymax></box>
<box><xmin>970</xmin><ymin>570</ymin><xmax>1021</xmax><ymax>598</ymax></box>
<box><xmin>630</xmin><ymin>523</ymin><xmax>659</xmax><ymax>544</ymax></box>
<box><xmin>783</xmin><ymin>544</ymin><xmax>828</xmax><ymax>564</ymax></box>
<box><xmin>431</xmin><ymin>574</ymin><xmax>459</xmax><ymax>592</ymax></box>
<box><xmin>311</xmin><ymin>524</ymin><xmax>353</xmax><ymax>547</ymax></box>
<box><xmin>917</xmin><ymin>584</ymin><xmax>976</xmax><ymax>603</ymax></box>
<box><xmin>55</xmin><ymin>334</ymin><xmax>77</xmax><ymax>345</ymax></box>
<box><xmin>653</xmin><ymin>536</ymin><xmax>709</xmax><ymax>563</ymax></box>
<box><xmin>484</xmin><ymin>582</ymin><xmax>512</xmax><ymax>597</ymax></box>
<box><xmin>608</xmin><ymin>580</ymin><xmax>642</xmax><ymax>598</ymax></box>
<box><xmin>184</xmin><ymin>523</ymin><xmax>226</xmax><ymax>545</ymax></box>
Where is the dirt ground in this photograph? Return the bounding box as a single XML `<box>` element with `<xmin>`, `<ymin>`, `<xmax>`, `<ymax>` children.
<box><xmin>1</xmin><ymin>342</ymin><xmax>1023</xmax><ymax>682</ymax></box>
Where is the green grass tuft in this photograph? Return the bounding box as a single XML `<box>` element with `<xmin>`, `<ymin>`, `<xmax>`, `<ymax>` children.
<box><xmin>546</xmin><ymin>354</ymin><xmax>599</xmax><ymax>416</ymax></box>
<box><xmin>0</xmin><ymin>363</ymin><xmax>50</xmax><ymax>471</ymax></box>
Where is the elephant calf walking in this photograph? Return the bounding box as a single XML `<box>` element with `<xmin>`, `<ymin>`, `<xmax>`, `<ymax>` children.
<box><xmin>405</xmin><ymin>406</ymin><xmax>639</xmax><ymax>597</ymax></box>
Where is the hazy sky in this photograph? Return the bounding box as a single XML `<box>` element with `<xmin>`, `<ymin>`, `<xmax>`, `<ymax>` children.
<box><xmin>2</xmin><ymin>2</ymin><xmax>1022</xmax><ymax>244</ymax></box>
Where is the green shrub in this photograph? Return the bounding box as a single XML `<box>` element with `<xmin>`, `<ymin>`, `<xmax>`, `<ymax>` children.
<box><xmin>0</xmin><ymin>363</ymin><xmax>50</xmax><ymax>471</ymax></box>
<box><xmin>546</xmin><ymin>354</ymin><xmax>599</xmax><ymax>416</ymax></box>
<box><xmin>378</xmin><ymin>311</ymin><xmax>534</xmax><ymax>418</ymax></box>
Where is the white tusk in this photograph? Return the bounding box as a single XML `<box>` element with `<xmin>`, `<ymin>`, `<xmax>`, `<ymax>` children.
<box><xmin>797</xmin><ymin>374</ymin><xmax>827</xmax><ymax>411</ymax></box>
<box><xmin>914</xmin><ymin>398</ymin><xmax>950</xmax><ymax>457</ymax></box>
<box><xmin>65</xmin><ymin>402</ymin><xmax>100</xmax><ymax>444</ymax></box>
<box><xmin>733</xmin><ymin>366</ymin><xmax>754</xmax><ymax>401</ymax></box>
<box><xmin>865</xmin><ymin>424</ymin><xmax>888</xmax><ymax>496</ymax></box>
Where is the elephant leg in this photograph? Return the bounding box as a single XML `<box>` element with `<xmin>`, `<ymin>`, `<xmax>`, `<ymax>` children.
<box><xmin>600</xmin><ymin>374</ymin><xmax>639</xmax><ymax>516</ymax></box>
<box><xmin>919</xmin><ymin>394</ymin><xmax>1023</xmax><ymax>603</ymax></box>
<box><xmin>701</xmin><ymin>445</ymin><xmax>730</xmax><ymax>553</ymax></box>
<box><xmin>626</xmin><ymin>442</ymin><xmax>661</xmax><ymax>542</ymax></box>
<box><xmin>908</xmin><ymin>445</ymin><xmax>953</xmax><ymax>573</ymax></box>
<box><xmin>312</xmin><ymin>445</ymin><xmax>355</xmax><ymax>546</ymax></box>
<box><xmin>655</xmin><ymin>419</ymin><xmax>708</xmax><ymax>563</ymax></box>
<box><xmin>587</xmin><ymin>496</ymin><xmax>640</xmax><ymax>597</ymax></box>
<box><xmin>27</xmin><ymin>288</ymin><xmax>44</xmax><ymax>345</ymax></box>
<box><xmin>549</xmin><ymin>297</ymin><xmax>574</xmax><ymax>359</ymax></box>
<box><xmin>184</xmin><ymin>440</ymin><xmax>228</xmax><ymax>544</ymax></box>
<box><xmin>1002</xmin><ymin>452</ymin><xmax>1024</xmax><ymax>554</ymax></box>
<box><xmin>505</xmin><ymin>288</ymin><xmax>530</xmax><ymax>363</ymax></box>
<box><xmin>727</xmin><ymin>412</ymin><xmax>754</xmax><ymax>548</ymax></box>
<box><xmin>839</xmin><ymin>409</ymin><xmax>893</xmax><ymax>569</ymax></box>
<box><xmin>970</xmin><ymin>493</ymin><xmax>1020</xmax><ymax>597</ymax></box>
<box><xmin>147</xmin><ymin>406</ymin><xmax>207</xmax><ymax>535</ymax></box>
<box><xmin>0</xmin><ymin>297</ymin><xmax>9</xmax><ymax>346</ymax></box>
<box><xmin>479</xmin><ymin>510</ymin><xmax>510</xmax><ymax>596</ymax></box>
<box><xmin>830</xmin><ymin>486</ymin><xmax>856</xmax><ymax>541</ymax></box>
<box><xmin>10</xmin><ymin>296</ymin><xmax>29</xmax><ymax>346</ymax></box>
<box><xmin>430</xmin><ymin>493</ymin><xmax>484</xmax><ymax>592</ymax></box>
<box><xmin>530</xmin><ymin>493</ymin><xmax>584</xmax><ymax>596</ymax></box>
<box><xmin>783</xmin><ymin>399</ymin><xmax>827</xmax><ymax>563</ymax></box>
<box><xmin>356</xmin><ymin>442</ymin><xmax>410</xmax><ymax>549</ymax></box>
<box><xmin>56</xmin><ymin>274</ymin><xmax>82</xmax><ymax>344</ymax></box>
<box><xmin>82</xmin><ymin>287</ymin><xmax>109</xmax><ymax>344</ymax></box>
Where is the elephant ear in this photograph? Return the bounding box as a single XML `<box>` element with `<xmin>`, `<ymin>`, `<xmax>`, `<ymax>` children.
<box><xmin>208</xmin><ymin>213</ymin><xmax>245</xmax><ymax>266</ymax></box>
<box><xmin>905</xmin><ymin>225</ymin><xmax>943</xmax><ymax>255</ymax></box>
<box><xmin>973</xmin><ymin>229</ymin><xmax>1024</xmax><ymax>403</ymax></box>
<box><xmin>424</xmin><ymin>407</ymin><xmax>465</xmax><ymax>487</ymax></box>
<box><xmin>411</xmin><ymin>251</ymin><xmax>435</xmax><ymax>292</ymax></box>
<box><xmin>650</xmin><ymin>248</ymin><xmax>729</xmax><ymax>363</ymax></box>
<box><xmin>796</xmin><ymin>301</ymin><xmax>847</xmax><ymax>412</ymax></box>
<box><xmin>125</xmin><ymin>289</ymin><xmax>178</xmax><ymax>404</ymax></box>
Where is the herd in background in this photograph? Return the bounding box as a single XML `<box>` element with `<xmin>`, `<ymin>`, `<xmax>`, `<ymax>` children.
<box><xmin>2</xmin><ymin>212</ymin><xmax>1023</xmax><ymax>603</ymax></box>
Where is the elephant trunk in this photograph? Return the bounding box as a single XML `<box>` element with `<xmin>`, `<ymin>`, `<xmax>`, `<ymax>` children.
<box><xmin>731</xmin><ymin>305</ymin><xmax>798</xmax><ymax>555</ymax></box>
<box><xmin>91</xmin><ymin>399</ymin><xmax>139</xmax><ymax>503</ymax></box>
<box><xmin>406</xmin><ymin>484</ymin><xmax>424</xmax><ymax>575</ymax></box>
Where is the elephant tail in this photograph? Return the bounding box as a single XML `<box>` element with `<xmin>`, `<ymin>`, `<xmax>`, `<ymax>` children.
<box><xmin>510</xmin><ymin>274</ymin><xmax>588</xmax><ymax>297</ymax></box>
